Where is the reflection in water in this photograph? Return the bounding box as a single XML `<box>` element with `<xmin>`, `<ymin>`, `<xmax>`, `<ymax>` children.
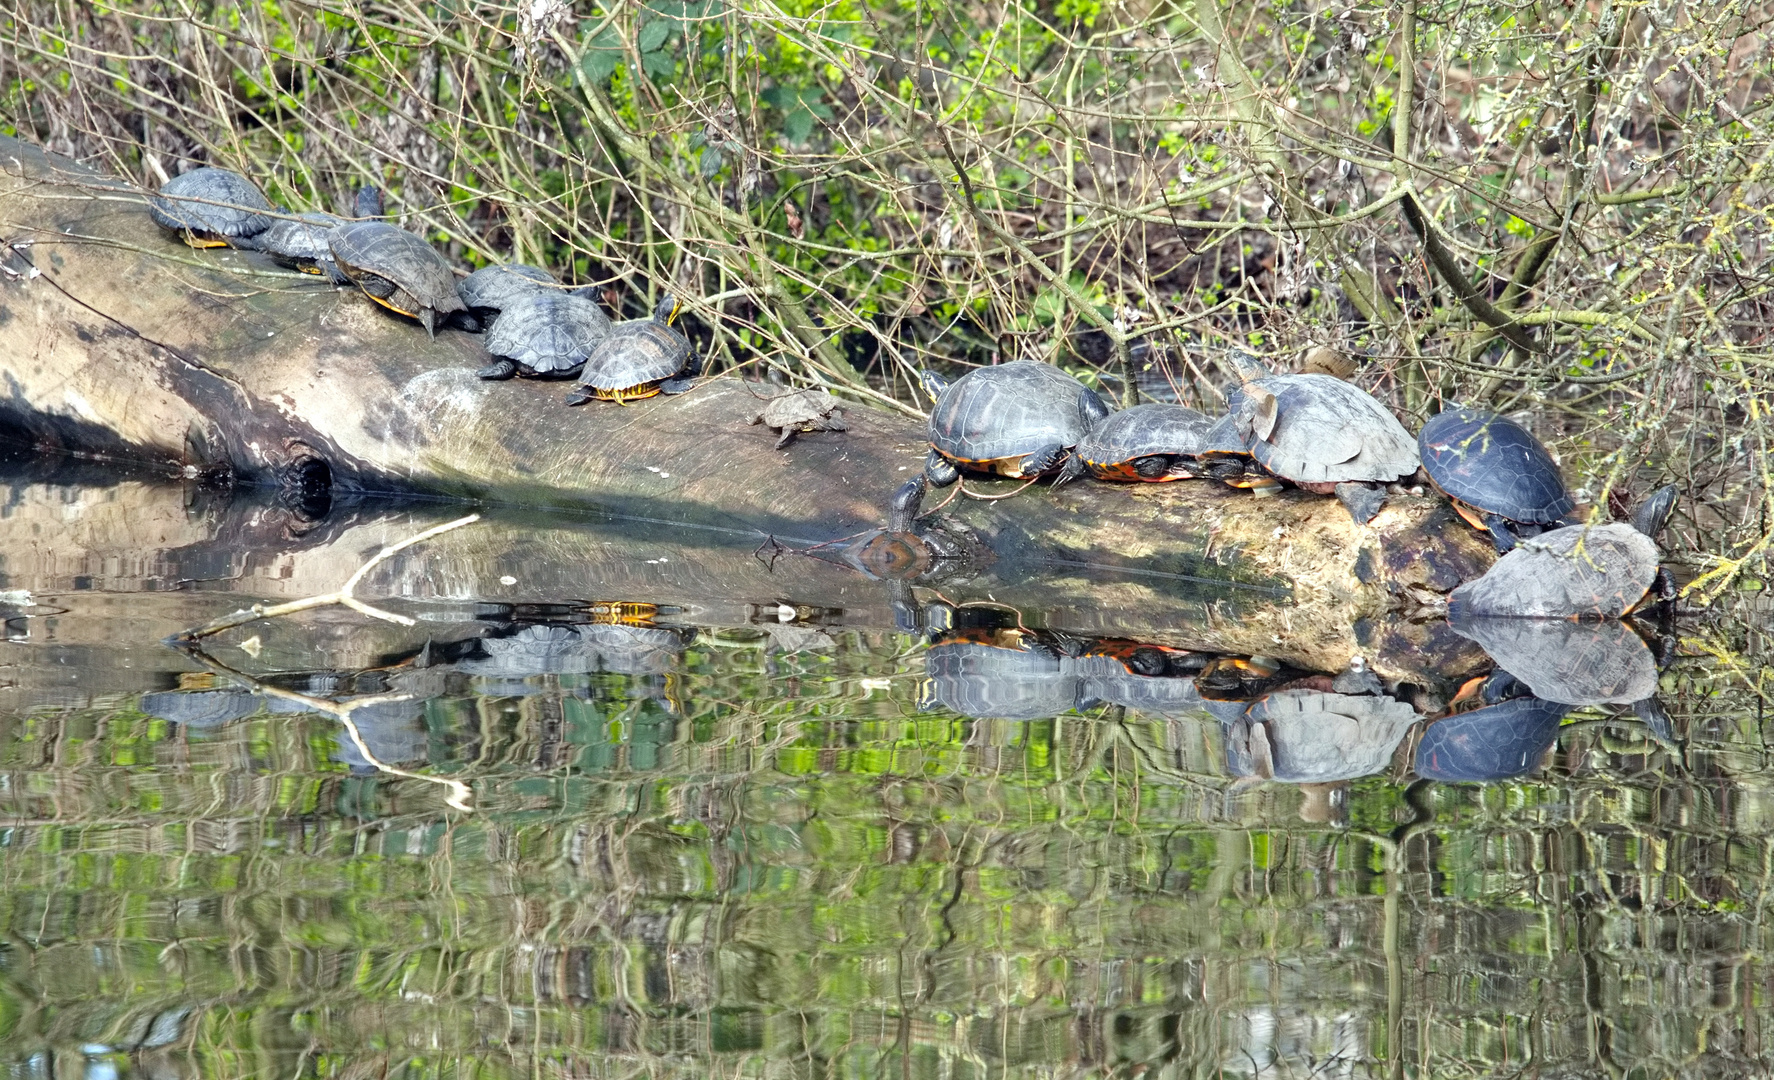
<box><xmin>0</xmin><ymin>469</ymin><xmax>1763</xmax><ymax>1077</ymax></box>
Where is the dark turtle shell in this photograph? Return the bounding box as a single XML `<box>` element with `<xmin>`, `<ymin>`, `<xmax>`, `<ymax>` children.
<box><xmin>580</xmin><ymin>623</ymin><xmax>684</xmax><ymax>675</ymax></box>
<box><xmin>254</xmin><ymin>211</ymin><xmax>343</xmax><ymax>266</ymax></box>
<box><xmin>1076</xmin><ymin>403</ymin><xmax>1217</xmax><ymax>481</ymax></box>
<box><xmin>459</xmin><ymin>263</ymin><xmax>557</xmax><ymax>315</ymax></box>
<box><xmin>482</xmin><ymin>292</ymin><xmax>613</xmax><ymax>377</ymax></box>
<box><xmin>919</xmin><ymin>640</ymin><xmax>1080</xmax><ymax>720</ymax></box>
<box><xmin>461</xmin><ymin>625</ymin><xmax>597</xmax><ymax>679</ymax></box>
<box><xmin>148</xmin><ymin>167</ymin><xmax>273</xmax><ymax>246</ymax></box>
<box><xmin>1415</xmin><ymin>696</ymin><xmax>1567</xmax><ymax>781</ymax></box>
<box><xmin>1449</xmin><ymin>613</ymin><xmax>1657</xmax><ymax>706</ymax></box>
<box><xmin>1070</xmin><ymin>654</ymin><xmax>1211</xmax><ymax>718</ymax></box>
<box><xmin>1419</xmin><ymin>407</ymin><xmax>1573</xmax><ymax>529</ymax></box>
<box><xmin>328</xmin><ymin>221</ymin><xmax>466</xmax><ymax>335</ymax></box>
<box><xmin>1449</xmin><ymin>522</ymin><xmax>1660</xmax><ymax>619</ymax></box>
<box><xmin>1233</xmin><ymin>372</ymin><xmax>1420</xmax><ymax>485</ymax></box>
<box><xmin>1223</xmin><ymin>689</ymin><xmax>1420</xmax><ymax>782</ymax></box>
<box><xmin>928</xmin><ymin>360</ymin><xmax>1106</xmax><ymax>476</ymax></box>
<box><xmin>566</xmin><ymin>297</ymin><xmax>695</xmax><ymax>403</ymax></box>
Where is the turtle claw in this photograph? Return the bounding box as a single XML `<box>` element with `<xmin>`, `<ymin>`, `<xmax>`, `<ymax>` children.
<box><xmin>925</xmin><ymin>450</ymin><xmax>959</xmax><ymax>488</ymax></box>
<box><xmin>1023</xmin><ymin>443</ymin><xmax>1067</xmax><ymax>477</ymax></box>
<box><xmin>476</xmin><ymin>359</ymin><xmax>518</xmax><ymax>380</ymax></box>
<box><xmin>564</xmin><ymin>387</ymin><xmax>594</xmax><ymax>407</ymax></box>
<box><xmin>1051</xmin><ymin>453</ymin><xmax>1086</xmax><ymax>488</ymax></box>
<box><xmin>1482</xmin><ymin>513</ymin><xmax>1519</xmax><ymax>553</ymax></box>
<box><xmin>1335</xmin><ymin>481</ymin><xmax>1387</xmax><ymax>525</ymax></box>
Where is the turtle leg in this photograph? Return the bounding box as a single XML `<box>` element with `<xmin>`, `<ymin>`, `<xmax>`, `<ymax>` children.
<box><xmin>889</xmin><ymin>475</ymin><xmax>927</xmax><ymax>533</ymax></box>
<box><xmin>1334</xmin><ymin>481</ymin><xmax>1387</xmax><ymax>525</ymax></box>
<box><xmin>564</xmin><ymin>385</ymin><xmax>596</xmax><ymax>407</ymax></box>
<box><xmin>1632</xmin><ymin>696</ymin><xmax>1678</xmax><ymax>746</ymax></box>
<box><xmin>419</xmin><ymin>306</ymin><xmax>437</xmax><ymax>339</ymax></box>
<box><xmin>1022</xmin><ymin>442</ymin><xmax>1067</xmax><ymax>477</ymax></box>
<box><xmin>357</xmin><ymin>273</ymin><xmax>398</xmax><ymax>300</ymax></box>
<box><xmin>659</xmin><ymin>353</ymin><xmax>703</xmax><ymax>395</ymax></box>
<box><xmin>318</xmin><ymin>259</ymin><xmax>351</xmax><ymax>286</ymax></box>
<box><xmin>924</xmin><ymin>449</ymin><xmax>959</xmax><ymax>487</ymax></box>
<box><xmin>1481</xmin><ymin>513</ymin><xmax>1519</xmax><ymax>553</ymax></box>
<box><xmin>1050</xmin><ymin>452</ymin><xmax>1087</xmax><ymax>488</ymax></box>
<box><xmin>1132</xmin><ymin>455</ymin><xmax>1173</xmax><ymax>480</ymax></box>
<box><xmin>476</xmin><ymin>359</ymin><xmax>519</xmax><ymax>380</ymax></box>
<box><xmin>773</xmin><ymin>428</ymin><xmax>798</xmax><ymax>450</ymax></box>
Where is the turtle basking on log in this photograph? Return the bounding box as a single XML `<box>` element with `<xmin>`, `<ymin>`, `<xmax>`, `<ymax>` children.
<box><xmin>920</xmin><ymin>359</ymin><xmax>1110</xmax><ymax>487</ymax></box>
<box><xmin>328</xmin><ymin>220</ymin><xmax>466</xmax><ymax>338</ymax></box>
<box><xmin>750</xmin><ymin>387</ymin><xmax>848</xmax><ymax>448</ymax></box>
<box><xmin>148</xmin><ymin>167</ymin><xmax>275</xmax><ymax>249</ymax></box>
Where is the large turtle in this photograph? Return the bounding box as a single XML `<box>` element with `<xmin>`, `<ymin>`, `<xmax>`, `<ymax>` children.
<box><xmin>920</xmin><ymin>359</ymin><xmax>1110</xmax><ymax>486</ymax></box>
<box><xmin>459</xmin><ymin>624</ymin><xmax>598</xmax><ymax>680</ymax></box>
<box><xmin>1415</xmin><ymin>695</ymin><xmax>1567</xmax><ymax>781</ymax></box>
<box><xmin>1222</xmin><ymin>688</ymin><xmax>1420</xmax><ymax>783</ymax></box>
<box><xmin>247</xmin><ymin>186</ymin><xmax>384</xmax><ymax>283</ymax></box>
<box><xmin>458</xmin><ymin>263</ymin><xmax>558</xmax><ymax>321</ymax></box>
<box><xmin>1448</xmin><ymin>484</ymin><xmax>1678</xmax><ymax>620</ymax></box>
<box><xmin>148</xmin><ymin>166</ymin><xmax>274</xmax><ymax>248</ymax></box>
<box><xmin>1075</xmin><ymin>403</ymin><xmax>1218</xmax><ymax>482</ymax></box>
<box><xmin>564</xmin><ymin>296</ymin><xmax>700</xmax><ymax>405</ymax></box>
<box><xmin>477</xmin><ymin>291</ymin><xmax>613</xmax><ymax>380</ymax></box>
<box><xmin>328</xmin><ymin>220</ymin><xmax>466</xmax><ymax>337</ymax></box>
<box><xmin>1226</xmin><ymin>353</ymin><xmax>1421</xmax><ymax>523</ymax></box>
<box><xmin>1449</xmin><ymin>612</ymin><xmax>1658</xmax><ymax>706</ymax></box>
<box><xmin>920</xmin><ymin>638</ymin><xmax>1082</xmax><ymax>720</ymax></box>
<box><xmin>1419</xmin><ymin>406</ymin><xmax>1574</xmax><ymax>552</ymax></box>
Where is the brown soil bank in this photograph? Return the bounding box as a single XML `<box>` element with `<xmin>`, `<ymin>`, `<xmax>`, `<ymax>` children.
<box><xmin>0</xmin><ymin>138</ymin><xmax>1496</xmax><ymax>675</ymax></box>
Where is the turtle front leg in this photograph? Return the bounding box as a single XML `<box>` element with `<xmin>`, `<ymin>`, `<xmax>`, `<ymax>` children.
<box><xmin>563</xmin><ymin>385</ymin><xmax>595</xmax><ymax>407</ymax></box>
<box><xmin>476</xmin><ymin>359</ymin><xmax>519</xmax><ymax>380</ymax></box>
<box><xmin>924</xmin><ymin>450</ymin><xmax>959</xmax><ymax>487</ymax></box>
<box><xmin>1334</xmin><ymin>481</ymin><xmax>1387</xmax><ymax>525</ymax></box>
<box><xmin>1050</xmin><ymin>452</ymin><xmax>1087</xmax><ymax>488</ymax></box>
<box><xmin>1133</xmin><ymin>454</ymin><xmax>1173</xmax><ymax>480</ymax></box>
<box><xmin>660</xmin><ymin>352</ymin><xmax>704</xmax><ymax>395</ymax></box>
<box><xmin>1022</xmin><ymin>442</ymin><xmax>1068</xmax><ymax>477</ymax></box>
<box><xmin>889</xmin><ymin>475</ymin><xmax>927</xmax><ymax>532</ymax></box>
<box><xmin>318</xmin><ymin>259</ymin><xmax>351</xmax><ymax>287</ymax></box>
<box><xmin>1481</xmin><ymin>513</ymin><xmax>1519</xmax><ymax>553</ymax></box>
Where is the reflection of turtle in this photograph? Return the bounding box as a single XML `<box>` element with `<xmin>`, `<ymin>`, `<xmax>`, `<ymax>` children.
<box><xmin>1449</xmin><ymin>486</ymin><xmax>1678</xmax><ymax>619</ymax></box>
<box><xmin>477</xmin><ymin>292</ymin><xmax>613</xmax><ymax>379</ymax></box>
<box><xmin>139</xmin><ymin>688</ymin><xmax>262</xmax><ymax>728</ymax></box>
<box><xmin>1075</xmin><ymin>403</ymin><xmax>1218</xmax><ymax>482</ymax></box>
<box><xmin>920</xmin><ymin>640</ymin><xmax>1080</xmax><ymax>720</ymax></box>
<box><xmin>1226</xmin><ymin>353</ymin><xmax>1420</xmax><ymax>522</ymax></box>
<box><xmin>458</xmin><ymin>263</ymin><xmax>557</xmax><ymax>321</ymax></box>
<box><xmin>1222</xmin><ymin>689</ymin><xmax>1419</xmax><ymax>782</ymax></box>
<box><xmin>1449</xmin><ymin>613</ymin><xmax>1657</xmax><ymax>706</ymax></box>
<box><xmin>750</xmin><ymin>388</ymin><xmax>848</xmax><ymax>448</ymax></box>
<box><xmin>248</xmin><ymin>186</ymin><xmax>384</xmax><ymax>283</ymax></box>
<box><xmin>1415</xmin><ymin>696</ymin><xmax>1567</xmax><ymax>781</ymax></box>
<box><xmin>331</xmin><ymin>700</ymin><xmax>428</xmax><ymax>776</ymax></box>
<box><xmin>148</xmin><ymin>167</ymin><xmax>274</xmax><ymax>247</ymax></box>
<box><xmin>920</xmin><ymin>360</ymin><xmax>1110</xmax><ymax>486</ymax></box>
<box><xmin>1070</xmin><ymin>654</ymin><xmax>1211</xmax><ymax>718</ymax></box>
<box><xmin>462</xmin><ymin>625</ymin><xmax>598</xmax><ymax>677</ymax></box>
<box><xmin>328</xmin><ymin>221</ymin><xmax>467</xmax><ymax>337</ymax></box>
<box><xmin>565</xmin><ymin>296</ymin><xmax>700</xmax><ymax>405</ymax></box>
<box><xmin>1418</xmin><ymin>406</ymin><xmax>1574</xmax><ymax>551</ymax></box>
<box><xmin>581</xmin><ymin>624</ymin><xmax>684</xmax><ymax>675</ymax></box>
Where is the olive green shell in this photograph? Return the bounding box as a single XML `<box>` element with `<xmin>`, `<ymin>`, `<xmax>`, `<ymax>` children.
<box><xmin>328</xmin><ymin>221</ymin><xmax>465</xmax><ymax>317</ymax></box>
<box><xmin>573</xmin><ymin>307</ymin><xmax>692</xmax><ymax>392</ymax></box>
<box><xmin>147</xmin><ymin>167</ymin><xmax>273</xmax><ymax>242</ymax></box>
<box><xmin>484</xmin><ymin>292</ymin><xmax>613</xmax><ymax>376</ymax></box>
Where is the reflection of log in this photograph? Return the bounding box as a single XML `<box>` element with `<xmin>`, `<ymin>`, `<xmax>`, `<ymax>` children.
<box><xmin>0</xmin><ymin>137</ymin><xmax>1496</xmax><ymax>677</ymax></box>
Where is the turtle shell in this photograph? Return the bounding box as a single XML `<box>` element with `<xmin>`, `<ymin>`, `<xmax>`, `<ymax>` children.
<box><xmin>1070</xmin><ymin>654</ymin><xmax>1211</xmax><ymax>718</ymax></box>
<box><xmin>1449</xmin><ymin>613</ymin><xmax>1657</xmax><ymax>705</ymax></box>
<box><xmin>148</xmin><ymin>167</ymin><xmax>274</xmax><ymax>244</ymax></box>
<box><xmin>1415</xmin><ymin>696</ymin><xmax>1567</xmax><ymax>781</ymax></box>
<box><xmin>1077</xmin><ymin>403</ymin><xmax>1217</xmax><ymax>481</ymax></box>
<box><xmin>572</xmin><ymin>312</ymin><xmax>692</xmax><ymax>397</ymax></box>
<box><xmin>461</xmin><ymin>625</ymin><xmax>598</xmax><ymax>678</ymax></box>
<box><xmin>1234</xmin><ymin>373</ymin><xmax>1420</xmax><ymax>484</ymax></box>
<box><xmin>254</xmin><ymin>211</ymin><xmax>343</xmax><ymax>266</ymax></box>
<box><xmin>1419</xmin><ymin>407</ymin><xmax>1573</xmax><ymax>526</ymax></box>
<box><xmin>1449</xmin><ymin>522</ymin><xmax>1659</xmax><ymax>619</ymax></box>
<box><xmin>459</xmin><ymin>263</ymin><xmax>558</xmax><ymax>314</ymax></box>
<box><xmin>580</xmin><ymin>623</ymin><xmax>684</xmax><ymax>675</ymax></box>
<box><xmin>328</xmin><ymin>221</ymin><xmax>465</xmax><ymax>318</ymax></box>
<box><xmin>928</xmin><ymin>360</ymin><xmax>1102</xmax><ymax>473</ymax></box>
<box><xmin>484</xmin><ymin>292</ymin><xmax>613</xmax><ymax>376</ymax></box>
<box><xmin>1223</xmin><ymin>689</ymin><xmax>1419</xmax><ymax>782</ymax></box>
<box><xmin>139</xmin><ymin>689</ymin><xmax>263</xmax><ymax>728</ymax></box>
<box><xmin>920</xmin><ymin>640</ymin><xmax>1080</xmax><ymax>720</ymax></box>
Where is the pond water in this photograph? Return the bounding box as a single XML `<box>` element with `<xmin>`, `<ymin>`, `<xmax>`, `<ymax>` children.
<box><xmin>0</xmin><ymin>462</ymin><xmax>1766</xmax><ymax>1079</ymax></box>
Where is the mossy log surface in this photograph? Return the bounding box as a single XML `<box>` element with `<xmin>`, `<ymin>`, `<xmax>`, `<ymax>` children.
<box><xmin>0</xmin><ymin>137</ymin><xmax>1497</xmax><ymax>678</ymax></box>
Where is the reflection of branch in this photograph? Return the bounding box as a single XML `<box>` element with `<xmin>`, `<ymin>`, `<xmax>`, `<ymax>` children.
<box><xmin>173</xmin><ymin>514</ymin><xmax>481</xmax><ymax>642</ymax></box>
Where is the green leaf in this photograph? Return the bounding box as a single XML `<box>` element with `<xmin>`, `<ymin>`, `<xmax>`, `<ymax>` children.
<box><xmin>579</xmin><ymin>27</ymin><xmax>622</xmax><ymax>82</ymax></box>
<box><xmin>782</xmin><ymin>107</ymin><xmax>815</xmax><ymax>145</ymax></box>
<box><xmin>759</xmin><ymin>84</ymin><xmax>829</xmax><ymax>145</ymax></box>
<box><xmin>641</xmin><ymin>47</ymin><xmax>676</xmax><ymax>78</ymax></box>
<box><xmin>637</xmin><ymin>19</ymin><xmax>673</xmax><ymax>54</ymax></box>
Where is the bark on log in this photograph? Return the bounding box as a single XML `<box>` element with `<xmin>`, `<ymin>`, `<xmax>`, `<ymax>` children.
<box><xmin>0</xmin><ymin>137</ymin><xmax>1497</xmax><ymax>679</ymax></box>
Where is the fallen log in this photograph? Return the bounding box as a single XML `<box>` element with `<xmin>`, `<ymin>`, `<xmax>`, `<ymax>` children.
<box><xmin>0</xmin><ymin>136</ymin><xmax>1496</xmax><ymax>677</ymax></box>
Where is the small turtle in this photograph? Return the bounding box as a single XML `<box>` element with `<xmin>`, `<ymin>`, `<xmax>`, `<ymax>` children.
<box><xmin>139</xmin><ymin>689</ymin><xmax>263</xmax><ymax>729</ymax></box>
<box><xmin>1418</xmin><ymin>406</ymin><xmax>1574</xmax><ymax>552</ymax></box>
<box><xmin>1448</xmin><ymin>484</ymin><xmax>1678</xmax><ymax>620</ymax></box>
<box><xmin>1227</xmin><ymin>353</ymin><xmax>1421</xmax><ymax>523</ymax></box>
<box><xmin>565</xmin><ymin>296</ymin><xmax>701</xmax><ymax>405</ymax></box>
<box><xmin>921</xmin><ymin>359</ymin><xmax>1110</xmax><ymax>487</ymax></box>
<box><xmin>148</xmin><ymin>167</ymin><xmax>274</xmax><ymax>248</ymax></box>
<box><xmin>1223</xmin><ymin>688</ymin><xmax>1420</xmax><ymax>783</ymax></box>
<box><xmin>477</xmin><ymin>291</ymin><xmax>613</xmax><ymax>379</ymax></box>
<box><xmin>328</xmin><ymin>220</ymin><xmax>466</xmax><ymax>337</ymax></box>
<box><xmin>458</xmin><ymin>263</ymin><xmax>558</xmax><ymax>321</ymax></box>
<box><xmin>1075</xmin><ymin>403</ymin><xmax>1218</xmax><ymax>481</ymax></box>
<box><xmin>1070</xmin><ymin>653</ymin><xmax>1211</xmax><ymax>719</ymax></box>
<box><xmin>1415</xmin><ymin>695</ymin><xmax>1567</xmax><ymax>781</ymax></box>
<box><xmin>247</xmin><ymin>187</ymin><xmax>384</xmax><ymax>283</ymax></box>
<box><xmin>750</xmin><ymin>387</ymin><xmax>848</xmax><ymax>448</ymax></box>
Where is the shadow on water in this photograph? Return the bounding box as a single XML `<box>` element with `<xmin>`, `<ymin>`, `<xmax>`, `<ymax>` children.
<box><xmin>0</xmin><ymin>461</ymin><xmax>1766</xmax><ymax>1078</ymax></box>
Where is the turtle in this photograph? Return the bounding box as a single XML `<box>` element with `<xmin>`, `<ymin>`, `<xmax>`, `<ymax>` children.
<box><xmin>919</xmin><ymin>638</ymin><xmax>1081</xmax><ymax>720</ymax></box>
<box><xmin>458</xmin><ymin>263</ymin><xmax>558</xmax><ymax>321</ymax></box>
<box><xmin>1226</xmin><ymin>352</ymin><xmax>1421</xmax><ymax>523</ymax></box>
<box><xmin>1418</xmin><ymin>406</ymin><xmax>1575</xmax><ymax>552</ymax></box>
<box><xmin>1449</xmin><ymin>611</ymin><xmax>1658</xmax><ymax>706</ymax></box>
<box><xmin>1448</xmin><ymin>483</ymin><xmax>1678</xmax><ymax>620</ymax></box>
<box><xmin>147</xmin><ymin>166</ymin><xmax>274</xmax><ymax>248</ymax></box>
<box><xmin>564</xmin><ymin>296</ymin><xmax>701</xmax><ymax>405</ymax></box>
<box><xmin>328</xmin><ymin>699</ymin><xmax>427</xmax><ymax>776</ymax></box>
<box><xmin>1414</xmin><ymin>695</ymin><xmax>1568</xmax><ymax>781</ymax></box>
<box><xmin>247</xmin><ymin>186</ymin><xmax>384</xmax><ymax>283</ymax></box>
<box><xmin>460</xmin><ymin>624</ymin><xmax>598</xmax><ymax>679</ymax></box>
<box><xmin>1070</xmin><ymin>653</ymin><xmax>1212</xmax><ymax>718</ymax></box>
<box><xmin>477</xmin><ymin>291</ymin><xmax>614</xmax><ymax>379</ymax></box>
<box><xmin>327</xmin><ymin>220</ymin><xmax>466</xmax><ymax>337</ymax></box>
<box><xmin>750</xmin><ymin>387</ymin><xmax>848</xmax><ymax>448</ymax></box>
<box><xmin>1194</xmin><ymin>413</ymin><xmax>1269</xmax><ymax>488</ymax></box>
<box><xmin>1222</xmin><ymin>688</ymin><xmax>1420</xmax><ymax>783</ymax></box>
<box><xmin>920</xmin><ymin>359</ymin><xmax>1111</xmax><ymax>487</ymax></box>
<box><xmin>1075</xmin><ymin>403</ymin><xmax>1219</xmax><ymax>481</ymax></box>
<box><xmin>139</xmin><ymin>688</ymin><xmax>263</xmax><ymax>729</ymax></box>
<box><xmin>580</xmin><ymin>623</ymin><xmax>685</xmax><ymax>675</ymax></box>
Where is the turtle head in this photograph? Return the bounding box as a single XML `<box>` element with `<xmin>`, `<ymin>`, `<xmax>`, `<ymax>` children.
<box><xmin>352</xmin><ymin>185</ymin><xmax>385</xmax><ymax>218</ymax></box>
<box><xmin>1226</xmin><ymin>349</ymin><xmax>1271</xmax><ymax>385</ymax></box>
<box><xmin>655</xmin><ymin>294</ymin><xmax>681</xmax><ymax>325</ymax></box>
<box><xmin>1630</xmin><ymin>482</ymin><xmax>1679</xmax><ymax>539</ymax></box>
<box><xmin>916</xmin><ymin>369</ymin><xmax>950</xmax><ymax>400</ymax></box>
